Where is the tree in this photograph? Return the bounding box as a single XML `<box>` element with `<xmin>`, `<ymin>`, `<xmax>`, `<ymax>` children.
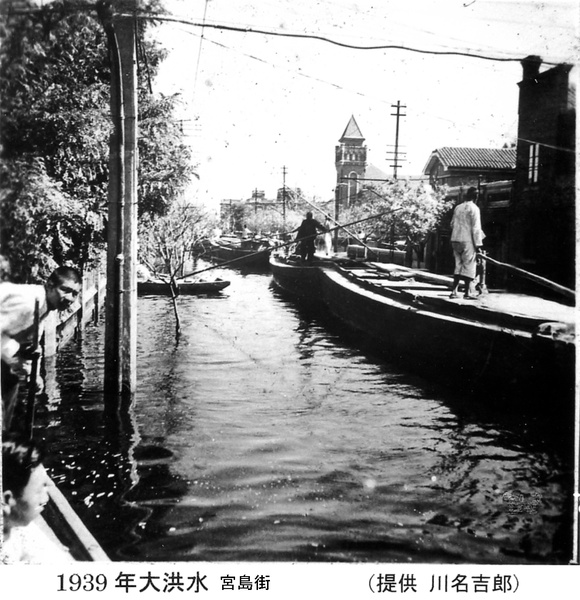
<box><xmin>137</xmin><ymin>202</ymin><xmax>216</xmax><ymax>336</ymax></box>
<box><xmin>138</xmin><ymin>94</ymin><xmax>197</xmax><ymax>217</ymax></box>
<box><xmin>0</xmin><ymin>0</ymin><xmax>197</xmax><ymax>280</ymax></box>
<box><xmin>0</xmin><ymin>156</ymin><xmax>103</xmax><ymax>282</ymax></box>
<box><xmin>340</xmin><ymin>179</ymin><xmax>452</xmax><ymax>265</ymax></box>
<box><xmin>0</xmin><ymin>2</ymin><xmax>111</xmax><ymax>280</ymax></box>
<box><xmin>138</xmin><ymin>201</ymin><xmax>216</xmax><ymax>280</ymax></box>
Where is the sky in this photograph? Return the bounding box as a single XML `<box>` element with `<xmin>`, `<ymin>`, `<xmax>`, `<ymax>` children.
<box><xmin>150</xmin><ymin>0</ymin><xmax>578</xmax><ymax>209</ymax></box>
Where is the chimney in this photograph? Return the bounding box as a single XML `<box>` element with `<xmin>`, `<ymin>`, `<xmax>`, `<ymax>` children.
<box><xmin>521</xmin><ymin>55</ymin><xmax>542</xmax><ymax>80</ymax></box>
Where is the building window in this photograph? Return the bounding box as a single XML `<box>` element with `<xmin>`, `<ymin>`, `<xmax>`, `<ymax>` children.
<box><xmin>528</xmin><ymin>143</ymin><xmax>539</xmax><ymax>183</ymax></box>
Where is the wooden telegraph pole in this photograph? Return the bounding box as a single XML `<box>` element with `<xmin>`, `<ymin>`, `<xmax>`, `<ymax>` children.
<box><xmin>387</xmin><ymin>100</ymin><xmax>406</xmax><ymax>179</ymax></box>
<box><xmin>98</xmin><ymin>0</ymin><xmax>138</xmax><ymax>404</ymax></box>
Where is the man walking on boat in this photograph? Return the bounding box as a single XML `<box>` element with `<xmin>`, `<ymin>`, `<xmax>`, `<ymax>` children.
<box><xmin>449</xmin><ymin>187</ymin><xmax>485</xmax><ymax>299</ymax></box>
<box><xmin>294</xmin><ymin>211</ymin><xmax>327</xmax><ymax>263</ymax></box>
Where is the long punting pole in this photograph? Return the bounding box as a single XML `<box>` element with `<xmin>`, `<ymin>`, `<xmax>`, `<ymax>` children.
<box><xmin>301</xmin><ymin>196</ymin><xmax>373</xmax><ymax>252</ymax></box>
<box><xmin>178</xmin><ymin>208</ymin><xmax>401</xmax><ymax>280</ymax></box>
<box><xmin>480</xmin><ymin>254</ymin><xmax>575</xmax><ymax>301</ymax></box>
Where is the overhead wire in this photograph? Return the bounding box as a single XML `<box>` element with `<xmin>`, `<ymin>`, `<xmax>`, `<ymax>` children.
<box><xmin>191</xmin><ymin>0</ymin><xmax>210</xmax><ymax>105</ymax></box>
<box><xmin>168</xmin><ymin>23</ymin><xmax>518</xmax><ymax>143</ymax></box>
<box><xmin>116</xmin><ymin>10</ymin><xmax>556</xmax><ymax>64</ymax></box>
<box><xmin>131</xmin><ymin>7</ymin><xmax>574</xmax><ymax>160</ymax></box>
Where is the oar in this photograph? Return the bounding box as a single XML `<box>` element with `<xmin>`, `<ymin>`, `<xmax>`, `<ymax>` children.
<box><xmin>178</xmin><ymin>208</ymin><xmax>401</xmax><ymax>280</ymax></box>
<box><xmin>479</xmin><ymin>254</ymin><xmax>575</xmax><ymax>301</ymax></box>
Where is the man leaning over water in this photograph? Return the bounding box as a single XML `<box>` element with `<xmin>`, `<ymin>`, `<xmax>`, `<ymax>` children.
<box><xmin>0</xmin><ymin>266</ymin><xmax>81</xmax><ymax>431</ymax></box>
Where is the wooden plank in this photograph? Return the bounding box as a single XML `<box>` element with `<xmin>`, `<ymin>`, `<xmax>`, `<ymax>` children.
<box><xmin>45</xmin><ymin>481</ymin><xmax>109</xmax><ymax>562</ymax></box>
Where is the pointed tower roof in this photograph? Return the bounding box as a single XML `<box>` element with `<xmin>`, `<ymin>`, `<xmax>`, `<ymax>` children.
<box><xmin>340</xmin><ymin>115</ymin><xmax>364</xmax><ymax>142</ymax></box>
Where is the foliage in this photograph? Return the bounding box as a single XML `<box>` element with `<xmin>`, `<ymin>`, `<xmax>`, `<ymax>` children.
<box><xmin>1</xmin><ymin>3</ymin><xmax>112</xmax><ymax>200</ymax></box>
<box><xmin>0</xmin><ymin>2</ymin><xmax>111</xmax><ymax>279</ymax></box>
<box><xmin>138</xmin><ymin>94</ymin><xmax>197</xmax><ymax>217</ymax></box>
<box><xmin>0</xmin><ymin>0</ymin><xmax>197</xmax><ymax>280</ymax></box>
<box><xmin>138</xmin><ymin>202</ymin><xmax>216</xmax><ymax>279</ymax></box>
<box><xmin>135</xmin><ymin>4</ymin><xmax>197</xmax><ymax>217</ymax></box>
<box><xmin>339</xmin><ymin>179</ymin><xmax>452</xmax><ymax>249</ymax></box>
<box><xmin>220</xmin><ymin>200</ymin><xmax>310</xmax><ymax>236</ymax></box>
<box><xmin>0</xmin><ymin>156</ymin><xmax>103</xmax><ymax>283</ymax></box>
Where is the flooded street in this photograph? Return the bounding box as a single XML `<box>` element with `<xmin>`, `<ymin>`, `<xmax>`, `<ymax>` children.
<box><xmin>35</xmin><ymin>265</ymin><xmax>574</xmax><ymax>563</ymax></box>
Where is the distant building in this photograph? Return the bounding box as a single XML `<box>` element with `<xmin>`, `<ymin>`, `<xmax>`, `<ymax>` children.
<box><xmin>422</xmin><ymin>147</ymin><xmax>516</xmax><ymax>188</ymax></box>
<box><xmin>335</xmin><ymin>116</ymin><xmax>389</xmax><ymax>208</ymax></box>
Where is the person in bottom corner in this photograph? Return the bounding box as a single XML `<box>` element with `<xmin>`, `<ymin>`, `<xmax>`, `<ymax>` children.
<box><xmin>1</xmin><ymin>266</ymin><xmax>82</xmax><ymax>431</ymax></box>
<box><xmin>1</xmin><ymin>433</ymin><xmax>72</xmax><ymax>563</ymax></box>
<box><xmin>294</xmin><ymin>211</ymin><xmax>326</xmax><ymax>263</ymax></box>
<box><xmin>449</xmin><ymin>186</ymin><xmax>485</xmax><ymax>299</ymax></box>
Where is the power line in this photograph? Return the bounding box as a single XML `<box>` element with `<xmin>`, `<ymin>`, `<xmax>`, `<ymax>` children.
<box><xmin>191</xmin><ymin>0</ymin><xmax>210</xmax><ymax>105</ymax></box>
<box><xmin>117</xmin><ymin>10</ymin><xmax>547</xmax><ymax>64</ymax></box>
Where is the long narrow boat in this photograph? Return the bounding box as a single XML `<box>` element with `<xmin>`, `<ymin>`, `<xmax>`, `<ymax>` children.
<box><xmin>206</xmin><ymin>237</ymin><xmax>272</xmax><ymax>269</ymax></box>
<box><xmin>137</xmin><ymin>278</ymin><xmax>230</xmax><ymax>296</ymax></box>
<box><xmin>269</xmin><ymin>253</ymin><xmax>575</xmax><ymax>403</ymax></box>
<box><xmin>41</xmin><ymin>477</ymin><xmax>110</xmax><ymax>561</ymax></box>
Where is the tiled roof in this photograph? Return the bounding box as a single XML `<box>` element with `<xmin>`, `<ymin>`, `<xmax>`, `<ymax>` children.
<box><xmin>434</xmin><ymin>147</ymin><xmax>516</xmax><ymax>170</ymax></box>
<box><xmin>365</xmin><ymin>163</ymin><xmax>389</xmax><ymax>181</ymax></box>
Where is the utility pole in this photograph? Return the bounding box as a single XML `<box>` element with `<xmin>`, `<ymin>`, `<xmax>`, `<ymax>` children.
<box><xmin>387</xmin><ymin>101</ymin><xmax>406</xmax><ymax>179</ymax></box>
<box><xmin>98</xmin><ymin>0</ymin><xmax>138</xmax><ymax>404</ymax></box>
<box><xmin>253</xmin><ymin>188</ymin><xmax>258</xmax><ymax>214</ymax></box>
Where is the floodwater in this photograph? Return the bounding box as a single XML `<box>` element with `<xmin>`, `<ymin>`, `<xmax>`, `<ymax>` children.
<box><xmin>35</xmin><ymin>264</ymin><xmax>575</xmax><ymax>563</ymax></box>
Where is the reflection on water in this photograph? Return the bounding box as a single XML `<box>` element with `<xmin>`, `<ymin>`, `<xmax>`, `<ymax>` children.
<box><xmin>34</xmin><ymin>265</ymin><xmax>574</xmax><ymax>563</ymax></box>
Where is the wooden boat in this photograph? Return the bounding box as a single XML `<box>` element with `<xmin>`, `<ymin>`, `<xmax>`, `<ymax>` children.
<box><xmin>41</xmin><ymin>476</ymin><xmax>109</xmax><ymax>561</ymax></box>
<box><xmin>137</xmin><ymin>278</ymin><xmax>230</xmax><ymax>296</ymax></box>
<box><xmin>266</xmin><ymin>253</ymin><xmax>324</xmax><ymax>301</ymax></box>
<box><xmin>206</xmin><ymin>236</ymin><xmax>272</xmax><ymax>269</ymax></box>
<box><xmin>269</xmin><ymin>253</ymin><xmax>576</xmax><ymax>403</ymax></box>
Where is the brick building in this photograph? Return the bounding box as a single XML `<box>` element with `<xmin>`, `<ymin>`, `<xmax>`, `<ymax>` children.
<box><xmin>425</xmin><ymin>57</ymin><xmax>575</xmax><ymax>291</ymax></box>
<box><xmin>508</xmin><ymin>55</ymin><xmax>576</xmax><ymax>288</ymax></box>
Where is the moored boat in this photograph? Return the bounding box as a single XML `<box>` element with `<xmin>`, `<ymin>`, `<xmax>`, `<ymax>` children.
<box><xmin>269</xmin><ymin>253</ymin><xmax>575</xmax><ymax>403</ymax></box>
<box><xmin>206</xmin><ymin>236</ymin><xmax>272</xmax><ymax>269</ymax></box>
<box><xmin>137</xmin><ymin>278</ymin><xmax>230</xmax><ymax>296</ymax></box>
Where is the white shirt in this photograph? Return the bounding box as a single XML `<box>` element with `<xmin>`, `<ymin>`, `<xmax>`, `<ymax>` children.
<box><xmin>450</xmin><ymin>200</ymin><xmax>485</xmax><ymax>247</ymax></box>
<box><xmin>1</xmin><ymin>520</ymin><xmax>73</xmax><ymax>564</ymax></box>
<box><xmin>0</xmin><ymin>283</ymin><xmax>48</xmax><ymax>364</ymax></box>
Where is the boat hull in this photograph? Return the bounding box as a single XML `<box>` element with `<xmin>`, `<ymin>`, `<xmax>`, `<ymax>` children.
<box><xmin>269</xmin><ymin>254</ymin><xmax>324</xmax><ymax>302</ymax></box>
<box><xmin>271</xmin><ymin>255</ymin><xmax>575</xmax><ymax>403</ymax></box>
<box><xmin>207</xmin><ymin>239</ymin><xmax>271</xmax><ymax>269</ymax></box>
<box><xmin>137</xmin><ymin>279</ymin><xmax>230</xmax><ymax>296</ymax></box>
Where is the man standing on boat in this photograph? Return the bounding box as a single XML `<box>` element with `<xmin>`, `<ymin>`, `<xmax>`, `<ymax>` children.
<box><xmin>449</xmin><ymin>187</ymin><xmax>485</xmax><ymax>299</ymax></box>
<box><xmin>1</xmin><ymin>266</ymin><xmax>81</xmax><ymax>431</ymax></box>
<box><xmin>294</xmin><ymin>211</ymin><xmax>327</xmax><ymax>263</ymax></box>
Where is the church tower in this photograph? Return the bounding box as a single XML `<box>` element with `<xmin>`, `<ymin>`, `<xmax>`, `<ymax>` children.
<box><xmin>335</xmin><ymin>116</ymin><xmax>367</xmax><ymax>208</ymax></box>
